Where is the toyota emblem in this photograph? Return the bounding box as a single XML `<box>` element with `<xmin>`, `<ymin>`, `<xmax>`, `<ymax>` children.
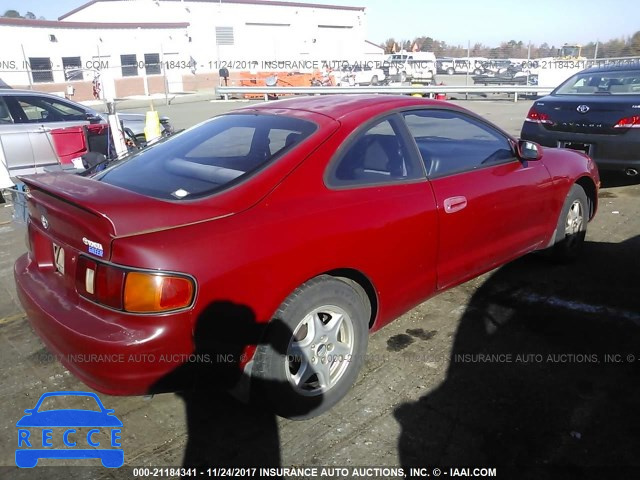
<box><xmin>577</xmin><ymin>105</ymin><xmax>590</xmax><ymax>114</ymax></box>
<box><xmin>41</xmin><ymin>215</ymin><xmax>49</xmax><ymax>230</ymax></box>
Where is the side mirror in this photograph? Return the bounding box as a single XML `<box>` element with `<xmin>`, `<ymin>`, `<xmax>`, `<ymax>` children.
<box><xmin>85</xmin><ymin>112</ymin><xmax>102</xmax><ymax>123</ymax></box>
<box><xmin>517</xmin><ymin>139</ymin><xmax>542</xmax><ymax>160</ymax></box>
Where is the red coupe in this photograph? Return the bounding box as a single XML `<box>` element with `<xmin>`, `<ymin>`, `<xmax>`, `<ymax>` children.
<box><xmin>15</xmin><ymin>95</ymin><xmax>599</xmax><ymax>419</ymax></box>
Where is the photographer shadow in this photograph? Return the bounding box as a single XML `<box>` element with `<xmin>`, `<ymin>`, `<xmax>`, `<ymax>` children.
<box><xmin>152</xmin><ymin>301</ymin><xmax>321</xmax><ymax>469</ymax></box>
<box><xmin>394</xmin><ymin>236</ymin><xmax>640</xmax><ymax>476</ymax></box>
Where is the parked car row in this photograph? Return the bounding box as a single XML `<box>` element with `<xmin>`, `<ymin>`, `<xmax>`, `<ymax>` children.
<box><xmin>436</xmin><ymin>57</ymin><xmax>532</xmax><ymax>76</ymax></box>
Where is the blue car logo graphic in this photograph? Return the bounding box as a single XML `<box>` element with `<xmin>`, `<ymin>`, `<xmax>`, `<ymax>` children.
<box><xmin>16</xmin><ymin>391</ymin><xmax>123</xmax><ymax>468</ymax></box>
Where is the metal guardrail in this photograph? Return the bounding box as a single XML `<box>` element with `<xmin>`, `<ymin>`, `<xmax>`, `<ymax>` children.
<box><xmin>216</xmin><ymin>85</ymin><xmax>554</xmax><ymax>102</ymax></box>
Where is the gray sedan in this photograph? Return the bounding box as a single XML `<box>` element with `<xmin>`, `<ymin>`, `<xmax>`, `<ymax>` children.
<box><xmin>0</xmin><ymin>89</ymin><xmax>172</xmax><ymax>186</ymax></box>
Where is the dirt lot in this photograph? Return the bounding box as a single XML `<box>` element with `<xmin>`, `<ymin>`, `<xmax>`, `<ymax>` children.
<box><xmin>1</xmin><ymin>98</ymin><xmax>639</xmax><ymax>480</ymax></box>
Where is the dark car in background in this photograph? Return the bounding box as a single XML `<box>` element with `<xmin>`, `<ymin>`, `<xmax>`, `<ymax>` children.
<box><xmin>521</xmin><ymin>63</ymin><xmax>640</xmax><ymax>176</ymax></box>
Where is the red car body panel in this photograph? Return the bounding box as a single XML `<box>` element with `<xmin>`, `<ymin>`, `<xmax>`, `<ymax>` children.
<box><xmin>14</xmin><ymin>96</ymin><xmax>600</xmax><ymax>396</ymax></box>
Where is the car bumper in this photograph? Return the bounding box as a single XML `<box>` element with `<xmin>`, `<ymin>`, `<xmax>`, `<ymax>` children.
<box><xmin>14</xmin><ymin>253</ymin><xmax>195</xmax><ymax>395</ymax></box>
<box><xmin>521</xmin><ymin>123</ymin><xmax>640</xmax><ymax>172</ymax></box>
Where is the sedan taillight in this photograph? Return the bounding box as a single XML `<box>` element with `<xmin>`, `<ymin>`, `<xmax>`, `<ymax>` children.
<box><xmin>76</xmin><ymin>256</ymin><xmax>194</xmax><ymax>313</ymax></box>
<box><xmin>613</xmin><ymin>115</ymin><xmax>640</xmax><ymax>129</ymax></box>
<box><xmin>525</xmin><ymin>108</ymin><xmax>553</xmax><ymax>125</ymax></box>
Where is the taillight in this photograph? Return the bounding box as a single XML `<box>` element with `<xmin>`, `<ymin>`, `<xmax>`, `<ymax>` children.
<box><xmin>525</xmin><ymin>108</ymin><xmax>553</xmax><ymax>124</ymax></box>
<box><xmin>76</xmin><ymin>257</ymin><xmax>194</xmax><ymax>313</ymax></box>
<box><xmin>124</xmin><ymin>272</ymin><xmax>194</xmax><ymax>313</ymax></box>
<box><xmin>613</xmin><ymin>115</ymin><xmax>640</xmax><ymax>129</ymax></box>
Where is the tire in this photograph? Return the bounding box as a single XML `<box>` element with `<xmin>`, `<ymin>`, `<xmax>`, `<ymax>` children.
<box><xmin>551</xmin><ymin>184</ymin><xmax>588</xmax><ymax>262</ymax></box>
<box><xmin>400</xmin><ymin>71</ymin><xmax>407</xmax><ymax>83</ymax></box>
<box><xmin>134</xmin><ymin>134</ymin><xmax>147</xmax><ymax>148</ymax></box>
<box><xmin>371</xmin><ymin>75</ymin><xmax>379</xmax><ymax>86</ymax></box>
<box><xmin>252</xmin><ymin>275</ymin><xmax>370</xmax><ymax>419</ymax></box>
<box><xmin>446</xmin><ymin>67</ymin><xmax>455</xmax><ymax>75</ymax></box>
<box><xmin>474</xmin><ymin>68</ymin><xmax>483</xmax><ymax>75</ymax></box>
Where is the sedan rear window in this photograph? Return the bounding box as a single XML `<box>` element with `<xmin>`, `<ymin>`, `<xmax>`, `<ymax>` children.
<box><xmin>98</xmin><ymin>114</ymin><xmax>316</xmax><ymax>200</ymax></box>
<box><xmin>555</xmin><ymin>70</ymin><xmax>640</xmax><ymax>95</ymax></box>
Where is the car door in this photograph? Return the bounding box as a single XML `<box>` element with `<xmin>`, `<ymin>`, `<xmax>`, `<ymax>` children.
<box><xmin>402</xmin><ymin>108</ymin><xmax>555</xmax><ymax>290</ymax></box>
<box><xmin>1</xmin><ymin>95</ymin><xmax>56</xmax><ymax>178</ymax></box>
<box><xmin>9</xmin><ymin>95</ymin><xmax>89</xmax><ymax>167</ymax></box>
<box><xmin>325</xmin><ymin>114</ymin><xmax>439</xmax><ymax>323</ymax></box>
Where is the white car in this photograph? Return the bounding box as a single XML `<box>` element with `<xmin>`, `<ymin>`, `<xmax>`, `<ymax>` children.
<box><xmin>384</xmin><ymin>52</ymin><xmax>437</xmax><ymax>83</ymax></box>
<box><xmin>336</xmin><ymin>65</ymin><xmax>385</xmax><ymax>86</ymax></box>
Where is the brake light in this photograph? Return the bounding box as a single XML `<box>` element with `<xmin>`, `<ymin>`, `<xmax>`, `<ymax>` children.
<box><xmin>613</xmin><ymin>115</ymin><xmax>640</xmax><ymax>128</ymax></box>
<box><xmin>525</xmin><ymin>108</ymin><xmax>553</xmax><ymax>124</ymax></box>
<box><xmin>76</xmin><ymin>257</ymin><xmax>194</xmax><ymax>313</ymax></box>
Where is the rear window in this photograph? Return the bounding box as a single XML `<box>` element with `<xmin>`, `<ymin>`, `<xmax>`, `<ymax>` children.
<box><xmin>555</xmin><ymin>69</ymin><xmax>640</xmax><ymax>95</ymax></box>
<box><xmin>97</xmin><ymin>114</ymin><xmax>316</xmax><ymax>200</ymax></box>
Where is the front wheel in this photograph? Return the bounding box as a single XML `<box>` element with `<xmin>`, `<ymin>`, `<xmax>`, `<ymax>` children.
<box><xmin>252</xmin><ymin>276</ymin><xmax>370</xmax><ymax>419</ymax></box>
<box><xmin>551</xmin><ymin>184</ymin><xmax>588</xmax><ymax>262</ymax></box>
<box><xmin>371</xmin><ymin>75</ymin><xmax>379</xmax><ymax>86</ymax></box>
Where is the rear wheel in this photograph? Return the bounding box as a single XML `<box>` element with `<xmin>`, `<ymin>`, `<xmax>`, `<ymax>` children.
<box><xmin>446</xmin><ymin>67</ymin><xmax>455</xmax><ymax>75</ymax></box>
<box><xmin>552</xmin><ymin>184</ymin><xmax>588</xmax><ymax>262</ymax></box>
<box><xmin>252</xmin><ymin>276</ymin><xmax>370</xmax><ymax>419</ymax></box>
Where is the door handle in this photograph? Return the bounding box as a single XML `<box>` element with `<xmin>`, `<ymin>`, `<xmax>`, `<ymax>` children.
<box><xmin>443</xmin><ymin>196</ymin><xmax>467</xmax><ymax>213</ymax></box>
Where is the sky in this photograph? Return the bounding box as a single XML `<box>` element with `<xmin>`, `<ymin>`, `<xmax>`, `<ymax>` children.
<box><xmin>1</xmin><ymin>0</ymin><xmax>638</xmax><ymax>47</ymax></box>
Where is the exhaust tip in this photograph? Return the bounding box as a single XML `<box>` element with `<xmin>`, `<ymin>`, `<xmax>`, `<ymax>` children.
<box><xmin>625</xmin><ymin>168</ymin><xmax>638</xmax><ymax>177</ymax></box>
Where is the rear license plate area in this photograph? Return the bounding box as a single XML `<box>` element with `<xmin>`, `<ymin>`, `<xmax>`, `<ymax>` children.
<box><xmin>53</xmin><ymin>243</ymin><xmax>65</xmax><ymax>274</ymax></box>
<box><xmin>558</xmin><ymin>141</ymin><xmax>592</xmax><ymax>155</ymax></box>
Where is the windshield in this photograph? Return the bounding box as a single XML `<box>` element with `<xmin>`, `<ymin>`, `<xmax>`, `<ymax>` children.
<box><xmin>98</xmin><ymin>113</ymin><xmax>316</xmax><ymax>200</ymax></box>
<box><xmin>554</xmin><ymin>69</ymin><xmax>640</xmax><ymax>95</ymax></box>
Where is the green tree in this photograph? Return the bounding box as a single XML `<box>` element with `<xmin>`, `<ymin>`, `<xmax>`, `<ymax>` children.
<box><xmin>2</xmin><ymin>9</ymin><xmax>21</xmax><ymax>18</ymax></box>
<box><xmin>383</xmin><ymin>38</ymin><xmax>398</xmax><ymax>54</ymax></box>
<box><xmin>629</xmin><ymin>31</ymin><xmax>640</xmax><ymax>55</ymax></box>
<box><xmin>24</xmin><ymin>11</ymin><xmax>36</xmax><ymax>19</ymax></box>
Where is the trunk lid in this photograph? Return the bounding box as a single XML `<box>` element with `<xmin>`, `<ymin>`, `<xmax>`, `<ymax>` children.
<box><xmin>21</xmin><ymin>173</ymin><xmax>232</xmax><ymax>261</ymax></box>
<box><xmin>533</xmin><ymin>95</ymin><xmax>640</xmax><ymax>135</ymax></box>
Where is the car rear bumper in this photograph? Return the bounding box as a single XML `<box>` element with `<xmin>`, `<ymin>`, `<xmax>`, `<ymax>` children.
<box><xmin>14</xmin><ymin>253</ymin><xmax>195</xmax><ymax>395</ymax></box>
<box><xmin>521</xmin><ymin>123</ymin><xmax>640</xmax><ymax>172</ymax></box>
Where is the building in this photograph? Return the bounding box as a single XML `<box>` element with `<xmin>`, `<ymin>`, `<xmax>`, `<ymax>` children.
<box><xmin>0</xmin><ymin>0</ymin><xmax>380</xmax><ymax>100</ymax></box>
<box><xmin>0</xmin><ymin>17</ymin><xmax>190</xmax><ymax>99</ymax></box>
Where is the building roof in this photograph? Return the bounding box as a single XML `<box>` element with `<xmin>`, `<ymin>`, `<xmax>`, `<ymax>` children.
<box><xmin>59</xmin><ymin>0</ymin><xmax>364</xmax><ymax>21</ymax></box>
<box><xmin>0</xmin><ymin>17</ymin><xmax>189</xmax><ymax>29</ymax></box>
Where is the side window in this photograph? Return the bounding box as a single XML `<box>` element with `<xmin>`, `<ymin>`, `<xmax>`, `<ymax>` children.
<box><xmin>14</xmin><ymin>96</ymin><xmax>86</xmax><ymax>123</ymax></box>
<box><xmin>403</xmin><ymin>110</ymin><xmax>515</xmax><ymax>178</ymax></box>
<box><xmin>0</xmin><ymin>97</ymin><xmax>13</xmax><ymax>124</ymax></box>
<box><xmin>328</xmin><ymin>116</ymin><xmax>424</xmax><ymax>187</ymax></box>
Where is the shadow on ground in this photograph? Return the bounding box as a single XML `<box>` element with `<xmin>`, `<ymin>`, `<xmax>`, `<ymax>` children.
<box><xmin>395</xmin><ymin>237</ymin><xmax>640</xmax><ymax>478</ymax></box>
<box><xmin>153</xmin><ymin>301</ymin><xmax>321</xmax><ymax>470</ymax></box>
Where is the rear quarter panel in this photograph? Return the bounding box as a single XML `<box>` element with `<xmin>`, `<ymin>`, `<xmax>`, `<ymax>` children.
<box><xmin>540</xmin><ymin>146</ymin><xmax>600</xmax><ymax>228</ymax></box>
